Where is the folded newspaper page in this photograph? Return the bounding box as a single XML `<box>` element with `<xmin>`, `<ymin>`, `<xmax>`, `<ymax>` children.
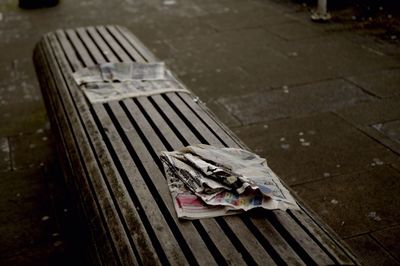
<box><xmin>72</xmin><ymin>62</ymin><xmax>189</xmax><ymax>103</ymax></box>
<box><xmin>160</xmin><ymin>144</ymin><xmax>299</xmax><ymax>220</ymax></box>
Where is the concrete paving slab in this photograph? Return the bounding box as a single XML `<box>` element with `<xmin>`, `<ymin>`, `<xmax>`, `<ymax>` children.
<box><xmin>165</xmin><ymin>29</ymin><xmax>289</xmax><ymax>75</ymax></box>
<box><xmin>259</xmin><ymin>34</ymin><xmax>400</xmax><ymax>78</ymax></box>
<box><xmin>219</xmin><ymin>79</ymin><xmax>374</xmax><ymax>124</ymax></box>
<box><xmin>1</xmin><ymin>58</ymin><xmax>38</xmax><ymax>81</ymax></box>
<box><xmin>190</xmin><ymin>0</ymin><xmax>270</xmax><ymax>15</ymax></box>
<box><xmin>0</xmin><ymin>101</ymin><xmax>48</xmax><ymax>137</ymax></box>
<box><xmin>201</xmin><ymin>7</ymin><xmax>293</xmax><ymax>32</ymax></box>
<box><xmin>264</xmin><ymin>21</ymin><xmax>324</xmax><ymax>41</ymax></box>
<box><xmin>0</xmin><ymin>79</ymin><xmax>42</xmax><ymax>104</ymax></box>
<box><xmin>335</xmin><ymin>96</ymin><xmax>400</xmax><ymax>126</ymax></box>
<box><xmin>178</xmin><ymin>67</ymin><xmax>264</xmax><ymax>101</ymax></box>
<box><xmin>347</xmin><ymin>68</ymin><xmax>400</xmax><ymax>98</ymax></box>
<box><xmin>335</xmin><ymin>98</ymin><xmax>400</xmax><ymax>154</ymax></box>
<box><xmin>372</xmin><ymin>226</ymin><xmax>400</xmax><ymax>261</ymax></box>
<box><xmin>0</xmin><ymin>169</ymin><xmax>54</xmax><ymax>258</ymax></box>
<box><xmin>292</xmin><ymin>166</ymin><xmax>400</xmax><ymax>238</ymax></box>
<box><xmin>125</xmin><ymin>14</ymin><xmax>215</xmax><ymax>41</ymax></box>
<box><xmin>233</xmin><ymin>112</ymin><xmax>399</xmax><ymax>185</ymax></box>
<box><xmin>340</xmin><ymin>31</ymin><xmax>400</xmax><ymax>61</ymax></box>
<box><xmin>345</xmin><ymin>234</ymin><xmax>398</xmax><ymax>266</ymax></box>
<box><xmin>9</xmin><ymin>129</ymin><xmax>53</xmax><ymax>170</ymax></box>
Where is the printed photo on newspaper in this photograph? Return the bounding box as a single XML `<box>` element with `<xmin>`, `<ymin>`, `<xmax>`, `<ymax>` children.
<box><xmin>160</xmin><ymin>144</ymin><xmax>299</xmax><ymax>220</ymax></box>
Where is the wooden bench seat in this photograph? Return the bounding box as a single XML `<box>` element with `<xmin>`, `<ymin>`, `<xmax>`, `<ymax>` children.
<box><xmin>33</xmin><ymin>25</ymin><xmax>358</xmax><ymax>265</ymax></box>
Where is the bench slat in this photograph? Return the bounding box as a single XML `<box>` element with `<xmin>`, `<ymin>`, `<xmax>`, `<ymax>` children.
<box><xmin>40</xmin><ymin>35</ymin><xmax>125</xmax><ymax>265</ymax></box>
<box><xmin>274</xmin><ymin>211</ymin><xmax>335</xmax><ymax>265</ymax></box>
<box><xmin>288</xmin><ymin>209</ymin><xmax>357</xmax><ymax>265</ymax></box>
<box><xmin>47</xmin><ymin>32</ymin><xmax>160</xmax><ymax>265</ymax></box>
<box><xmin>179</xmin><ymin>93</ymin><xmax>241</xmax><ymax>148</ymax></box>
<box><xmin>68</xmin><ymin>28</ymin><xmax>215</xmax><ymax>264</ymax></box>
<box><xmin>97</xmin><ymin>26</ymin><xmax>133</xmax><ymax>61</ymax></box>
<box><xmin>166</xmin><ymin>93</ymin><xmax>223</xmax><ymax>146</ymax></box>
<box><xmin>107</xmin><ymin>25</ymin><xmax>146</xmax><ymax>62</ymax></box>
<box><xmin>65</xmin><ymin>29</ymin><xmax>95</xmax><ymax>67</ymax></box>
<box><xmin>123</xmin><ymin>98</ymin><xmax>249</xmax><ymax>265</ymax></box>
<box><xmin>35</xmin><ymin>44</ymin><xmax>113</xmax><ymax>265</ymax></box>
<box><xmin>93</xmin><ymin>103</ymin><xmax>189</xmax><ymax>265</ymax></box>
<box><xmin>76</xmin><ymin>27</ymin><xmax>107</xmax><ymax>64</ymax></box>
<box><xmin>86</xmin><ymin>27</ymin><xmax>119</xmax><ymax>63</ymax></box>
<box><xmin>41</xmin><ymin>36</ymin><xmax>123</xmax><ymax>265</ymax></box>
<box><xmin>104</xmin><ymin>101</ymin><xmax>219</xmax><ymax>265</ymax></box>
<box><xmin>83</xmin><ymin>31</ymin><xmax>253</xmax><ymax>263</ymax></box>
<box><xmin>63</xmin><ymin>28</ymin><xmax>211</xmax><ymax>264</ymax></box>
<box><xmin>134</xmin><ymin>97</ymin><xmax>279</xmax><ymax>265</ymax></box>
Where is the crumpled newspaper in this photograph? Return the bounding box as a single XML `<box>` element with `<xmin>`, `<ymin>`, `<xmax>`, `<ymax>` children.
<box><xmin>160</xmin><ymin>144</ymin><xmax>299</xmax><ymax>220</ymax></box>
<box><xmin>72</xmin><ymin>62</ymin><xmax>188</xmax><ymax>103</ymax></box>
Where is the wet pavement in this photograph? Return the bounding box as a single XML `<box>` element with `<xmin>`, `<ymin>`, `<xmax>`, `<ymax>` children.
<box><xmin>0</xmin><ymin>0</ymin><xmax>399</xmax><ymax>264</ymax></box>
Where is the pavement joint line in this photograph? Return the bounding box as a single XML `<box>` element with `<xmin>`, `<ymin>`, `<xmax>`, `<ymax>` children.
<box><xmin>343</xmin><ymin>77</ymin><xmax>382</xmax><ymax>99</ymax></box>
<box><xmin>343</xmin><ymin>224</ymin><xmax>400</xmax><ymax>240</ymax></box>
<box><xmin>332</xmin><ymin>112</ymin><xmax>400</xmax><ymax>157</ymax></box>
<box><xmin>369</xmin><ymin>231</ymin><xmax>400</xmax><ymax>263</ymax></box>
<box><xmin>265</xmin><ymin>77</ymin><xmax>355</xmax><ymax>91</ymax></box>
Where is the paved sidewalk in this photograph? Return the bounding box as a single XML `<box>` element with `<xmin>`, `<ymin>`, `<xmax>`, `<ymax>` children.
<box><xmin>0</xmin><ymin>0</ymin><xmax>399</xmax><ymax>264</ymax></box>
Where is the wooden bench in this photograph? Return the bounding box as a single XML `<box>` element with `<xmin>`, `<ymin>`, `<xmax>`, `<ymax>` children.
<box><xmin>33</xmin><ymin>25</ymin><xmax>358</xmax><ymax>265</ymax></box>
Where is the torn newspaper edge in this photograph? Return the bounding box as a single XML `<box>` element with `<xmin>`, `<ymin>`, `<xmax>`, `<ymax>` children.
<box><xmin>160</xmin><ymin>144</ymin><xmax>299</xmax><ymax>220</ymax></box>
<box><xmin>72</xmin><ymin>62</ymin><xmax>189</xmax><ymax>103</ymax></box>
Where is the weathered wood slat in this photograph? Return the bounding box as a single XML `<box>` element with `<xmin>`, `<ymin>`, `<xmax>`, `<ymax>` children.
<box><xmin>107</xmin><ymin>25</ymin><xmax>145</xmax><ymax>62</ymax></box>
<box><xmin>166</xmin><ymin>93</ymin><xmax>223</xmax><ymax>146</ymax></box>
<box><xmin>249</xmin><ymin>216</ymin><xmax>306</xmax><ymax>265</ymax></box>
<box><xmin>115</xmin><ymin>25</ymin><xmax>156</xmax><ymax>61</ymax></box>
<box><xmin>178</xmin><ymin>93</ymin><xmax>240</xmax><ymax>148</ymax></box>
<box><xmin>33</xmin><ymin>25</ymin><xmax>359</xmax><ymax>265</ymax></box>
<box><xmin>93</xmin><ymin>103</ymin><xmax>187</xmax><ymax>265</ymax></box>
<box><xmin>123</xmin><ymin>99</ymin><xmax>248</xmax><ymax>265</ymax></box>
<box><xmin>76</xmin><ymin>27</ymin><xmax>106</xmax><ymax>65</ymax></box>
<box><xmin>97</xmin><ymin>26</ymin><xmax>133</xmax><ymax>61</ymax></box>
<box><xmin>47</xmin><ymin>34</ymin><xmax>139</xmax><ymax>265</ymax></box>
<box><xmin>288</xmin><ymin>209</ymin><xmax>357</xmax><ymax>265</ymax></box>
<box><xmin>133</xmin><ymin>90</ymin><xmax>286</xmax><ymax>264</ymax></box>
<box><xmin>34</xmin><ymin>45</ymin><xmax>108</xmax><ymax>266</ymax></box>
<box><xmin>137</xmin><ymin>96</ymin><xmax>273</xmax><ymax>263</ymax></box>
<box><xmin>65</xmin><ymin>29</ymin><xmax>95</xmax><ymax>67</ymax></box>
<box><xmin>86</xmin><ymin>27</ymin><xmax>119</xmax><ymax>63</ymax></box>
<box><xmin>107</xmin><ymin>101</ymin><xmax>217</xmax><ymax>265</ymax></box>
<box><xmin>273</xmin><ymin>211</ymin><xmax>334</xmax><ymax>265</ymax></box>
<box><xmin>77</xmin><ymin>29</ymin><xmax>227</xmax><ymax>265</ymax></box>
<box><xmin>48</xmin><ymin>31</ymin><xmax>158</xmax><ymax>265</ymax></box>
<box><xmin>37</xmin><ymin>36</ymin><xmax>118</xmax><ymax>265</ymax></box>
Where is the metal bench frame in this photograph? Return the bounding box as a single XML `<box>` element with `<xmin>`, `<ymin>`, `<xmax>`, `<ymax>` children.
<box><xmin>33</xmin><ymin>25</ymin><xmax>358</xmax><ymax>265</ymax></box>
